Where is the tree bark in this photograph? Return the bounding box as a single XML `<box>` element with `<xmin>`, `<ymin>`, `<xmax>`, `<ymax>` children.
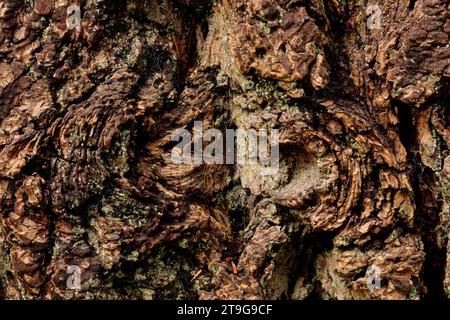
<box><xmin>0</xmin><ymin>0</ymin><xmax>449</xmax><ymax>300</ymax></box>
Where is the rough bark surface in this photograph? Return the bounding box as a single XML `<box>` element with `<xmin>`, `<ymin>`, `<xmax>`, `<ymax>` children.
<box><xmin>0</xmin><ymin>0</ymin><xmax>448</xmax><ymax>300</ymax></box>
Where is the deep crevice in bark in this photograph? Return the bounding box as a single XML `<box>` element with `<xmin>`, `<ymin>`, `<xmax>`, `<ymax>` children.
<box><xmin>397</xmin><ymin>101</ymin><xmax>447</xmax><ymax>300</ymax></box>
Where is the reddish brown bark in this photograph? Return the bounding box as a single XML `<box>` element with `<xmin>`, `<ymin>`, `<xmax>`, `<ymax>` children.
<box><xmin>0</xmin><ymin>0</ymin><xmax>449</xmax><ymax>300</ymax></box>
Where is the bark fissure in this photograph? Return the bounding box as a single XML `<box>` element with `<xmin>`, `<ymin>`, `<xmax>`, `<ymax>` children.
<box><xmin>397</xmin><ymin>101</ymin><xmax>447</xmax><ymax>300</ymax></box>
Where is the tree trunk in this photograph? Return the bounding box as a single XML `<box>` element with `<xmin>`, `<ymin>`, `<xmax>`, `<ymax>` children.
<box><xmin>0</xmin><ymin>0</ymin><xmax>449</xmax><ymax>300</ymax></box>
